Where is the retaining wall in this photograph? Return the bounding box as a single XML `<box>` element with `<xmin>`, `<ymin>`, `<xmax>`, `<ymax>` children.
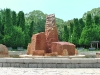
<box><xmin>0</xmin><ymin>58</ymin><xmax>100</xmax><ymax>68</ymax></box>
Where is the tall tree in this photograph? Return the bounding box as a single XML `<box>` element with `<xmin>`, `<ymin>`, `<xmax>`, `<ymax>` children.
<box><xmin>68</xmin><ymin>21</ymin><xmax>74</xmax><ymax>42</ymax></box>
<box><xmin>72</xmin><ymin>18</ymin><xmax>80</xmax><ymax>45</ymax></box>
<box><xmin>5</xmin><ymin>8</ymin><xmax>12</xmax><ymax>29</ymax></box>
<box><xmin>79</xmin><ymin>18</ymin><xmax>85</xmax><ymax>36</ymax></box>
<box><xmin>29</xmin><ymin>21</ymin><xmax>34</xmax><ymax>37</ymax></box>
<box><xmin>3</xmin><ymin>8</ymin><xmax>12</xmax><ymax>46</ymax></box>
<box><xmin>12</xmin><ymin>11</ymin><xmax>16</xmax><ymax>25</ymax></box>
<box><xmin>86</xmin><ymin>13</ymin><xmax>93</xmax><ymax>27</ymax></box>
<box><xmin>62</xmin><ymin>25</ymin><xmax>69</xmax><ymax>41</ymax></box>
<box><xmin>17</xmin><ymin>11</ymin><xmax>25</xmax><ymax>31</ymax></box>
<box><xmin>70</xmin><ymin>22</ymin><xmax>74</xmax><ymax>35</ymax></box>
<box><xmin>1</xmin><ymin>9</ymin><xmax>5</xmax><ymax>36</ymax></box>
<box><xmin>24</xmin><ymin>25</ymin><xmax>30</xmax><ymax>48</ymax></box>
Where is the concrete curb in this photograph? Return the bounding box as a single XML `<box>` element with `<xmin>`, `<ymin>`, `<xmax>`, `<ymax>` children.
<box><xmin>0</xmin><ymin>58</ymin><xmax>100</xmax><ymax>68</ymax></box>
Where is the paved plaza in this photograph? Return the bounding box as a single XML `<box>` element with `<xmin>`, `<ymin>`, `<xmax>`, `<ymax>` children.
<box><xmin>0</xmin><ymin>68</ymin><xmax>100</xmax><ymax>75</ymax></box>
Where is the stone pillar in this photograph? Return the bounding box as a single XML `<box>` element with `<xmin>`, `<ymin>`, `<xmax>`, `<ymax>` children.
<box><xmin>45</xmin><ymin>14</ymin><xmax>58</xmax><ymax>53</ymax></box>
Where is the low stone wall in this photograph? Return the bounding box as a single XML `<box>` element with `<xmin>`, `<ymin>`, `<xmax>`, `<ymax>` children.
<box><xmin>0</xmin><ymin>58</ymin><xmax>100</xmax><ymax>68</ymax></box>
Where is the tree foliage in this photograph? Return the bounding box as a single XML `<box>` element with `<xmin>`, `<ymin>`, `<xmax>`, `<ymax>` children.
<box><xmin>62</xmin><ymin>25</ymin><xmax>69</xmax><ymax>41</ymax></box>
<box><xmin>72</xmin><ymin>18</ymin><xmax>80</xmax><ymax>45</ymax></box>
<box><xmin>0</xmin><ymin>7</ymin><xmax>100</xmax><ymax>48</ymax></box>
<box><xmin>29</xmin><ymin>21</ymin><xmax>34</xmax><ymax>37</ymax></box>
<box><xmin>17</xmin><ymin>11</ymin><xmax>25</xmax><ymax>31</ymax></box>
<box><xmin>12</xmin><ymin>11</ymin><xmax>16</xmax><ymax>25</ymax></box>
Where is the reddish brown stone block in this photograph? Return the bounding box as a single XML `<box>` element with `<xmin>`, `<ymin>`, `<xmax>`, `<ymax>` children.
<box><xmin>31</xmin><ymin>32</ymin><xmax>46</xmax><ymax>50</ymax></box>
<box><xmin>45</xmin><ymin>52</ymin><xmax>58</xmax><ymax>56</ymax></box>
<box><xmin>32</xmin><ymin>50</ymin><xmax>45</xmax><ymax>56</ymax></box>
<box><xmin>62</xmin><ymin>49</ymin><xmax>68</xmax><ymax>56</ymax></box>
<box><xmin>27</xmin><ymin>32</ymin><xmax>46</xmax><ymax>55</ymax></box>
<box><xmin>51</xmin><ymin>42</ymin><xmax>75</xmax><ymax>55</ymax></box>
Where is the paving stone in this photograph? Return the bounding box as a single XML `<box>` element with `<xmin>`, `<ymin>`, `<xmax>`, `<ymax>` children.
<box><xmin>0</xmin><ymin>68</ymin><xmax>99</xmax><ymax>75</ymax></box>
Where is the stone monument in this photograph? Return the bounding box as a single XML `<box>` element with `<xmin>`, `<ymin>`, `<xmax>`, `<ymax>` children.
<box><xmin>27</xmin><ymin>14</ymin><xmax>76</xmax><ymax>56</ymax></box>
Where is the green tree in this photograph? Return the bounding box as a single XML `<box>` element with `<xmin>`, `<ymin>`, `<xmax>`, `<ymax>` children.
<box><xmin>25</xmin><ymin>10</ymin><xmax>46</xmax><ymax>34</ymax></box>
<box><xmin>3</xmin><ymin>8</ymin><xmax>12</xmax><ymax>46</ymax></box>
<box><xmin>29</xmin><ymin>21</ymin><xmax>34</xmax><ymax>37</ymax></box>
<box><xmin>72</xmin><ymin>18</ymin><xmax>80</xmax><ymax>45</ymax></box>
<box><xmin>79</xmin><ymin>26</ymin><xmax>99</xmax><ymax>46</ymax></box>
<box><xmin>17</xmin><ymin>11</ymin><xmax>25</xmax><ymax>31</ymax></box>
<box><xmin>83</xmin><ymin>7</ymin><xmax>100</xmax><ymax>21</ymax></box>
<box><xmin>62</xmin><ymin>25</ymin><xmax>69</xmax><ymax>41</ymax></box>
<box><xmin>79</xmin><ymin>14</ymin><xmax>98</xmax><ymax>46</ymax></box>
<box><xmin>12</xmin><ymin>11</ymin><xmax>16</xmax><ymax>25</ymax></box>
<box><xmin>4</xmin><ymin>8</ymin><xmax>12</xmax><ymax>34</ymax></box>
<box><xmin>24</xmin><ymin>25</ymin><xmax>30</xmax><ymax>48</ymax></box>
<box><xmin>56</xmin><ymin>18</ymin><xmax>65</xmax><ymax>41</ymax></box>
<box><xmin>70</xmin><ymin>22</ymin><xmax>74</xmax><ymax>35</ymax></box>
<box><xmin>0</xmin><ymin>9</ymin><xmax>5</xmax><ymax>36</ymax></box>
<box><xmin>68</xmin><ymin>21</ymin><xmax>74</xmax><ymax>42</ymax></box>
<box><xmin>94</xmin><ymin>15</ymin><xmax>100</xmax><ymax>25</ymax></box>
<box><xmin>79</xmin><ymin>18</ymin><xmax>85</xmax><ymax>36</ymax></box>
<box><xmin>86</xmin><ymin>13</ymin><xmax>93</xmax><ymax>27</ymax></box>
<box><xmin>3</xmin><ymin>26</ymin><xmax>25</xmax><ymax>48</ymax></box>
<box><xmin>9</xmin><ymin>26</ymin><xmax>25</xmax><ymax>48</ymax></box>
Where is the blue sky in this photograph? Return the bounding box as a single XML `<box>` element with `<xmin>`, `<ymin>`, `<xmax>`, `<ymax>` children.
<box><xmin>0</xmin><ymin>0</ymin><xmax>100</xmax><ymax>21</ymax></box>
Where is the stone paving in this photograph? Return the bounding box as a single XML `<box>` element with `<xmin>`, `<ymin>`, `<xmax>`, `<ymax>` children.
<box><xmin>0</xmin><ymin>68</ymin><xmax>100</xmax><ymax>75</ymax></box>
